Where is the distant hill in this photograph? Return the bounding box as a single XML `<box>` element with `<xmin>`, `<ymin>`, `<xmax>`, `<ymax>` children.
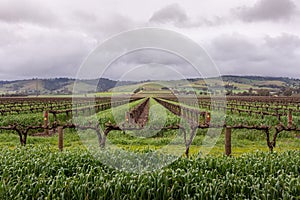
<box><xmin>110</xmin><ymin>76</ymin><xmax>300</xmax><ymax>96</ymax></box>
<box><xmin>0</xmin><ymin>76</ymin><xmax>299</xmax><ymax>96</ymax></box>
<box><xmin>0</xmin><ymin>78</ymin><xmax>136</xmax><ymax>96</ymax></box>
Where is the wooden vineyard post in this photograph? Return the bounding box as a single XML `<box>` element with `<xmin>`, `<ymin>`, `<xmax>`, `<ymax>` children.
<box><xmin>66</xmin><ymin>111</ymin><xmax>71</xmax><ymax>121</ymax></box>
<box><xmin>125</xmin><ymin>112</ymin><xmax>130</xmax><ymax>123</ymax></box>
<box><xmin>182</xmin><ymin>108</ymin><xmax>186</xmax><ymax>119</ymax></box>
<box><xmin>205</xmin><ymin>112</ymin><xmax>211</xmax><ymax>125</ymax></box>
<box><xmin>43</xmin><ymin>111</ymin><xmax>49</xmax><ymax>135</ymax></box>
<box><xmin>58</xmin><ymin>126</ymin><xmax>63</xmax><ymax>151</ymax></box>
<box><xmin>225</xmin><ymin>127</ymin><xmax>231</xmax><ymax>156</ymax></box>
<box><xmin>288</xmin><ymin>110</ymin><xmax>293</xmax><ymax>128</ymax></box>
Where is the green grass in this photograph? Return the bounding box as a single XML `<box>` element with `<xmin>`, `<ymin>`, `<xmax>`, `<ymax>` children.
<box><xmin>0</xmin><ymin>129</ymin><xmax>84</xmax><ymax>150</ymax></box>
<box><xmin>2</xmin><ymin>126</ymin><xmax>298</xmax><ymax>156</ymax></box>
<box><xmin>1</xmin><ymin>97</ymin><xmax>299</xmax><ymax>155</ymax></box>
<box><xmin>0</xmin><ymin>146</ymin><xmax>299</xmax><ymax>199</ymax></box>
<box><xmin>0</xmin><ymin>97</ymin><xmax>300</xmax><ymax>199</ymax></box>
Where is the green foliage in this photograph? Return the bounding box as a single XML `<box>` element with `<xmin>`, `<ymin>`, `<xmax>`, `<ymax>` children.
<box><xmin>44</xmin><ymin>78</ymin><xmax>71</xmax><ymax>91</ymax></box>
<box><xmin>0</xmin><ymin>95</ymin><xmax>300</xmax><ymax>199</ymax></box>
<box><xmin>0</xmin><ymin>147</ymin><xmax>299</xmax><ymax>199</ymax></box>
<box><xmin>0</xmin><ymin>113</ymin><xmax>43</xmax><ymax>127</ymax></box>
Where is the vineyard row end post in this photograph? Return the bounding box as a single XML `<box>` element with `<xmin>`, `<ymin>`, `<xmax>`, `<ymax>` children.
<box><xmin>58</xmin><ymin>126</ymin><xmax>63</xmax><ymax>151</ymax></box>
<box><xmin>225</xmin><ymin>127</ymin><xmax>231</xmax><ymax>156</ymax></box>
<box><xmin>288</xmin><ymin>110</ymin><xmax>293</xmax><ymax>128</ymax></box>
<box><xmin>43</xmin><ymin>110</ymin><xmax>49</xmax><ymax>135</ymax></box>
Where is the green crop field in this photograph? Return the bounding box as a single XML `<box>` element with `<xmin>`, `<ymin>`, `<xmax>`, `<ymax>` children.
<box><xmin>0</xmin><ymin>95</ymin><xmax>299</xmax><ymax>199</ymax></box>
<box><xmin>1</xmin><ymin>147</ymin><xmax>299</xmax><ymax>199</ymax></box>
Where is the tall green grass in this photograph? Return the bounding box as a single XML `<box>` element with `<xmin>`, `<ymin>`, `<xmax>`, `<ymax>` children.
<box><xmin>0</xmin><ymin>147</ymin><xmax>299</xmax><ymax>199</ymax></box>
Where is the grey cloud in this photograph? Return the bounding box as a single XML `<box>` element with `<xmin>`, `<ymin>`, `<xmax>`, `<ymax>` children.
<box><xmin>233</xmin><ymin>0</ymin><xmax>297</xmax><ymax>22</ymax></box>
<box><xmin>0</xmin><ymin>23</ymin><xmax>20</xmax><ymax>46</ymax></box>
<box><xmin>208</xmin><ymin>33</ymin><xmax>300</xmax><ymax>77</ymax></box>
<box><xmin>0</xmin><ymin>6</ymin><xmax>140</xmax><ymax>80</ymax></box>
<box><xmin>197</xmin><ymin>16</ymin><xmax>228</xmax><ymax>27</ymax></box>
<box><xmin>0</xmin><ymin>0</ymin><xmax>58</xmax><ymax>25</ymax></box>
<box><xmin>149</xmin><ymin>3</ymin><xmax>228</xmax><ymax>28</ymax></box>
<box><xmin>0</xmin><ymin>25</ymin><xmax>96</xmax><ymax>79</ymax></box>
<box><xmin>70</xmin><ymin>11</ymin><xmax>137</xmax><ymax>39</ymax></box>
<box><xmin>265</xmin><ymin>33</ymin><xmax>300</xmax><ymax>52</ymax></box>
<box><xmin>0</xmin><ymin>0</ymin><xmax>300</xmax><ymax>80</ymax></box>
<box><xmin>99</xmin><ymin>49</ymin><xmax>202</xmax><ymax>81</ymax></box>
<box><xmin>210</xmin><ymin>34</ymin><xmax>259</xmax><ymax>61</ymax></box>
<box><xmin>149</xmin><ymin>4</ymin><xmax>188</xmax><ymax>25</ymax></box>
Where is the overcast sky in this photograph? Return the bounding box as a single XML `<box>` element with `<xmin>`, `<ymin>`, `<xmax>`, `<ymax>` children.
<box><xmin>0</xmin><ymin>0</ymin><xmax>300</xmax><ymax>80</ymax></box>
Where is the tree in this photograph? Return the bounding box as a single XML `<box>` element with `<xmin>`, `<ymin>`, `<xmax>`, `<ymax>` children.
<box><xmin>283</xmin><ymin>88</ymin><xmax>293</xmax><ymax>96</ymax></box>
<box><xmin>257</xmin><ymin>89</ymin><xmax>270</xmax><ymax>96</ymax></box>
<box><xmin>226</xmin><ymin>90</ymin><xmax>233</xmax><ymax>96</ymax></box>
<box><xmin>133</xmin><ymin>87</ymin><xmax>142</xmax><ymax>94</ymax></box>
<box><xmin>248</xmin><ymin>87</ymin><xmax>253</xmax><ymax>94</ymax></box>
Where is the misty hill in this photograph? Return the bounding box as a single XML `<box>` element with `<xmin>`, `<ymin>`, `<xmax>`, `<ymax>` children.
<box><xmin>111</xmin><ymin>76</ymin><xmax>300</xmax><ymax>96</ymax></box>
<box><xmin>0</xmin><ymin>76</ymin><xmax>299</xmax><ymax>96</ymax></box>
<box><xmin>0</xmin><ymin>78</ymin><xmax>136</xmax><ymax>96</ymax></box>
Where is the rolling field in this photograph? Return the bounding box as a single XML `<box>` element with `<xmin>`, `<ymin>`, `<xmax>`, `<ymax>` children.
<box><xmin>0</xmin><ymin>95</ymin><xmax>299</xmax><ymax>199</ymax></box>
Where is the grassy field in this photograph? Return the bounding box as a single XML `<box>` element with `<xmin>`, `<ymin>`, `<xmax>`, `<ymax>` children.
<box><xmin>0</xmin><ymin>128</ymin><xmax>299</xmax><ymax>156</ymax></box>
<box><xmin>0</xmin><ymin>96</ymin><xmax>299</xmax><ymax>199</ymax></box>
<box><xmin>0</xmin><ymin>96</ymin><xmax>299</xmax><ymax>155</ymax></box>
<box><xmin>0</xmin><ymin>146</ymin><xmax>299</xmax><ymax>199</ymax></box>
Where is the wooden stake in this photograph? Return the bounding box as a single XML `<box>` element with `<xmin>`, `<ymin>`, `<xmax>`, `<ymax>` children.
<box><xmin>225</xmin><ymin>127</ymin><xmax>231</xmax><ymax>156</ymax></box>
<box><xmin>205</xmin><ymin>112</ymin><xmax>211</xmax><ymax>124</ymax></box>
<box><xmin>43</xmin><ymin>111</ymin><xmax>49</xmax><ymax>135</ymax></box>
<box><xmin>288</xmin><ymin>110</ymin><xmax>293</xmax><ymax>128</ymax></box>
<box><xmin>58</xmin><ymin>126</ymin><xmax>63</xmax><ymax>151</ymax></box>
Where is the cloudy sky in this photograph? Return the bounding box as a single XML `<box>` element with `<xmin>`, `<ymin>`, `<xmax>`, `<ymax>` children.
<box><xmin>0</xmin><ymin>0</ymin><xmax>300</xmax><ymax>80</ymax></box>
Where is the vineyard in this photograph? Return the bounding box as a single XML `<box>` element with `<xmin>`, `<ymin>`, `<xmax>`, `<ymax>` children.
<box><xmin>0</xmin><ymin>95</ymin><xmax>300</xmax><ymax>199</ymax></box>
<box><xmin>1</xmin><ymin>96</ymin><xmax>298</xmax><ymax>153</ymax></box>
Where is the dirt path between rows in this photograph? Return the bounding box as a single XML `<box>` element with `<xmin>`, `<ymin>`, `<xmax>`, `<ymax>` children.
<box><xmin>136</xmin><ymin>99</ymin><xmax>149</xmax><ymax>127</ymax></box>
